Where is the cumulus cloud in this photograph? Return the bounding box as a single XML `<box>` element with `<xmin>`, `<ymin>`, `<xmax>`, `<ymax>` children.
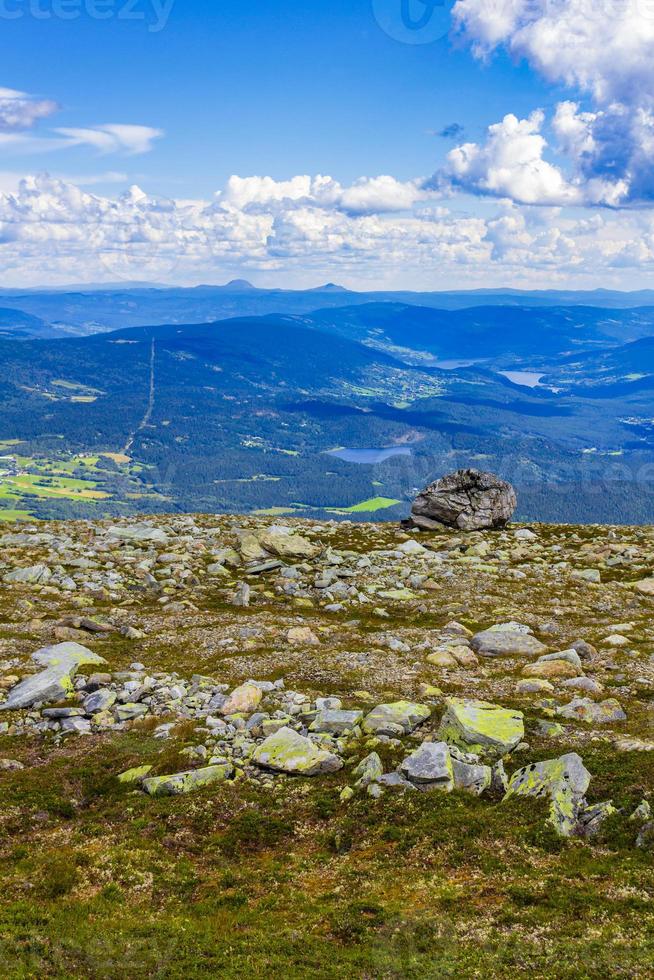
<box><xmin>446</xmin><ymin>110</ymin><xmax>578</xmax><ymax>205</ymax></box>
<box><xmin>444</xmin><ymin>108</ymin><xmax>630</xmax><ymax>206</ymax></box>
<box><xmin>449</xmin><ymin>0</ymin><xmax>654</xmax><ymax>205</ymax></box>
<box><xmin>219</xmin><ymin>174</ymin><xmax>429</xmax><ymax>215</ymax></box>
<box><xmin>0</xmin><ymin>171</ymin><xmax>652</xmax><ymax>288</ymax></box>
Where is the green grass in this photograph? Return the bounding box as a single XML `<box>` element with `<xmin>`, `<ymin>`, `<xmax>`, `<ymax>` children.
<box><xmin>0</xmin><ymin>735</ymin><xmax>651</xmax><ymax>978</ymax></box>
<box><xmin>0</xmin><ymin>508</ymin><xmax>33</xmax><ymax>522</ymax></box>
<box><xmin>328</xmin><ymin>496</ymin><xmax>401</xmax><ymax>514</ymax></box>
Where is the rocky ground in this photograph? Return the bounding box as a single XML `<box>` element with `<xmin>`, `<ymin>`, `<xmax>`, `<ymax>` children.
<box><xmin>0</xmin><ymin>514</ymin><xmax>653</xmax><ymax>977</ymax></box>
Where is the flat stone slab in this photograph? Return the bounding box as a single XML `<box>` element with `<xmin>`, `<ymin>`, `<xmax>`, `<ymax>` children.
<box><xmin>556</xmin><ymin>697</ymin><xmax>626</xmax><ymax>724</ymax></box>
<box><xmin>310</xmin><ymin>709</ymin><xmax>363</xmax><ymax>734</ymax></box>
<box><xmin>362</xmin><ymin>701</ymin><xmax>431</xmax><ymax>737</ymax></box>
<box><xmin>471</xmin><ymin>629</ymin><xmax>547</xmax><ymax>658</ymax></box>
<box><xmin>251</xmin><ymin>726</ymin><xmax>343</xmax><ymax>776</ymax></box>
<box><xmin>3</xmin><ymin>564</ymin><xmax>52</xmax><ymax>585</ymax></box>
<box><xmin>143</xmin><ymin>763</ymin><xmax>233</xmax><ymax>797</ymax></box>
<box><xmin>0</xmin><ymin>642</ymin><xmax>107</xmax><ymax>711</ymax></box>
<box><xmin>438</xmin><ymin>697</ymin><xmax>524</xmax><ymax>755</ymax></box>
<box><xmin>107</xmin><ymin>525</ymin><xmax>169</xmax><ymax>545</ymax></box>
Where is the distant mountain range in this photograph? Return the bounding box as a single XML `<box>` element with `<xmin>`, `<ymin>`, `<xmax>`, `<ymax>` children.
<box><xmin>4</xmin><ymin>283</ymin><xmax>654</xmax><ymax>340</ymax></box>
<box><xmin>0</xmin><ymin>297</ymin><xmax>653</xmax><ymax>525</ymax></box>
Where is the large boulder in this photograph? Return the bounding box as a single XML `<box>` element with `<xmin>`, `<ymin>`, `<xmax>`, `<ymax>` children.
<box><xmin>409</xmin><ymin>469</ymin><xmax>517</xmax><ymax>531</ymax></box>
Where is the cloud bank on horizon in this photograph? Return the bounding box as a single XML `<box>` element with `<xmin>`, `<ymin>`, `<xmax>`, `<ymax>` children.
<box><xmin>3</xmin><ymin>0</ymin><xmax>654</xmax><ymax>288</ymax></box>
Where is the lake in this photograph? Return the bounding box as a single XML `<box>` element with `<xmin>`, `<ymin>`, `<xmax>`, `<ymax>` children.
<box><xmin>327</xmin><ymin>447</ymin><xmax>413</xmax><ymax>464</ymax></box>
<box><xmin>500</xmin><ymin>370</ymin><xmax>545</xmax><ymax>388</ymax></box>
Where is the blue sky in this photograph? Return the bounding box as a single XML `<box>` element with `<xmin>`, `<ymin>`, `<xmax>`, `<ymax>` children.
<box><xmin>0</xmin><ymin>0</ymin><xmax>549</xmax><ymax>195</ymax></box>
<box><xmin>0</xmin><ymin>0</ymin><xmax>653</xmax><ymax>288</ymax></box>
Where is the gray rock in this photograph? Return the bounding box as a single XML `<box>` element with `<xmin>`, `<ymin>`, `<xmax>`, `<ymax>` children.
<box><xmin>399</xmin><ymin>741</ymin><xmax>453</xmax><ymax>789</ymax></box>
<box><xmin>114</xmin><ymin>703</ymin><xmax>149</xmax><ymax>722</ymax></box>
<box><xmin>537</xmin><ymin>649</ymin><xmax>583</xmax><ymax>671</ymax></box>
<box><xmin>107</xmin><ymin>525</ymin><xmax>169</xmax><ymax>545</ymax></box>
<box><xmin>471</xmin><ymin>629</ymin><xmax>547</xmax><ymax>658</ymax></box>
<box><xmin>310</xmin><ymin>709</ymin><xmax>363</xmax><ymax>734</ymax></box>
<box><xmin>83</xmin><ymin>689</ymin><xmax>117</xmax><ymax>714</ymax></box>
<box><xmin>4</xmin><ymin>564</ymin><xmax>52</xmax><ymax>585</ymax></box>
<box><xmin>556</xmin><ymin>697</ymin><xmax>626</xmax><ymax>724</ymax></box>
<box><xmin>362</xmin><ymin>701</ymin><xmax>431</xmax><ymax>737</ymax></box>
<box><xmin>0</xmin><ymin>642</ymin><xmax>107</xmax><ymax>711</ymax></box>
<box><xmin>409</xmin><ymin>469</ymin><xmax>517</xmax><ymax>531</ymax></box>
<box><xmin>452</xmin><ymin>758</ymin><xmax>492</xmax><ymax>795</ymax></box>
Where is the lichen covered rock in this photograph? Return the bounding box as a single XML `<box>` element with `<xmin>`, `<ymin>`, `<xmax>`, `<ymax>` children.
<box><xmin>505</xmin><ymin>752</ymin><xmax>591</xmax><ymax>836</ymax></box>
<box><xmin>143</xmin><ymin>762</ymin><xmax>233</xmax><ymax>797</ymax></box>
<box><xmin>251</xmin><ymin>726</ymin><xmax>343</xmax><ymax>776</ymax></box>
<box><xmin>362</xmin><ymin>701</ymin><xmax>431</xmax><ymax>737</ymax></box>
<box><xmin>438</xmin><ymin>697</ymin><xmax>524</xmax><ymax>756</ymax></box>
<box><xmin>0</xmin><ymin>642</ymin><xmax>107</xmax><ymax>711</ymax></box>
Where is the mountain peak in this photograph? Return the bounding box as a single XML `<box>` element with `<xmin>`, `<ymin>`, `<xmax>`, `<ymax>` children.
<box><xmin>310</xmin><ymin>282</ymin><xmax>348</xmax><ymax>293</ymax></box>
<box><xmin>224</xmin><ymin>279</ymin><xmax>256</xmax><ymax>291</ymax></box>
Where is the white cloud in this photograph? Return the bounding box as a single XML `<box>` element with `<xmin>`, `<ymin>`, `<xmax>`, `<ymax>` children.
<box><xmin>446</xmin><ymin>110</ymin><xmax>579</xmax><ymax>205</ymax></box>
<box><xmin>443</xmin><ymin>108</ymin><xmax>631</xmax><ymax>206</ymax></box>
<box><xmin>0</xmin><ymin>88</ymin><xmax>58</xmax><ymax>132</ymax></box>
<box><xmin>0</xmin><ymin>84</ymin><xmax>161</xmax><ymax>157</ymax></box>
<box><xmin>220</xmin><ymin>174</ymin><xmax>428</xmax><ymax>214</ymax></box>
<box><xmin>54</xmin><ymin>124</ymin><xmax>163</xmax><ymax>155</ymax></box>
<box><xmin>0</xmin><ymin>171</ymin><xmax>653</xmax><ymax>288</ymax></box>
<box><xmin>450</xmin><ymin>0</ymin><xmax>654</xmax><ymax>205</ymax></box>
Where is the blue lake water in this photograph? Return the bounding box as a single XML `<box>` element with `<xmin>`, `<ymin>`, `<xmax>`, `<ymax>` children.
<box><xmin>327</xmin><ymin>447</ymin><xmax>413</xmax><ymax>464</ymax></box>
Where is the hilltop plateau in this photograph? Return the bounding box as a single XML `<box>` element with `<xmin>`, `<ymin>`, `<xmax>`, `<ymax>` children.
<box><xmin>0</xmin><ymin>513</ymin><xmax>653</xmax><ymax>976</ymax></box>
